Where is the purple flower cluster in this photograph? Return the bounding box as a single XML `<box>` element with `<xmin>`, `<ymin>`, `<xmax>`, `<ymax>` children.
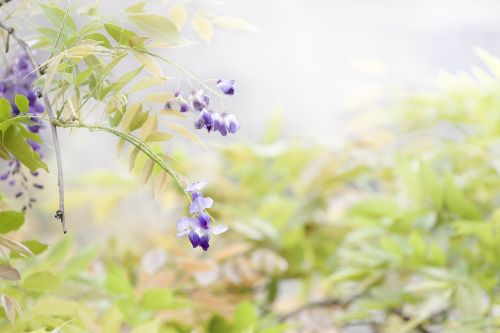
<box><xmin>165</xmin><ymin>79</ymin><xmax>240</xmax><ymax>136</ymax></box>
<box><xmin>0</xmin><ymin>54</ymin><xmax>45</xmax><ymax>205</ymax></box>
<box><xmin>0</xmin><ymin>54</ymin><xmax>45</xmax><ymax>135</ymax></box>
<box><xmin>177</xmin><ymin>181</ymin><xmax>228</xmax><ymax>251</ymax></box>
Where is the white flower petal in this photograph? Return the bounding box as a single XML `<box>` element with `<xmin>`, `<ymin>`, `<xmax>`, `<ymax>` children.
<box><xmin>185</xmin><ymin>181</ymin><xmax>208</xmax><ymax>192</ymax></box>
<box><xmin>210</xmin><ymin>225</ymin><xmax>228</xmax><ymax>235</ymax></box>
<box><xmin>177</xmin><ymin>217</ymin><xmax>197</xmax><ymax>231</ymax></box>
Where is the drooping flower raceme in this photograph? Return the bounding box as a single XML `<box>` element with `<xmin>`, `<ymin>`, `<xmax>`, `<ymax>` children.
<box><xmin>167</xmin><ymin>79</ymin><xmax>240</xmax><ymax>137</ymax></box>
<box><xmin>177</xmin><ymin>181</ymin><xmax>228</xmax><ymax>251</ymax></box>
<box><xmin>0</xmin><ymin>54</ymin><xmax>45</xmax><ymax>206</ymax></box>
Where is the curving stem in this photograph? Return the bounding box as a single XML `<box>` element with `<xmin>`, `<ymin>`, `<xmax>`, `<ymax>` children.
<box><xmin>0</xmin><ymin>22</ymin><xmax>66</xmax><ymax>233</ymax></box>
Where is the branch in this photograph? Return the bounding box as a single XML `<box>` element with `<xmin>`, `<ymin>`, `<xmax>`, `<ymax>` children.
<box><xmin>52</xmin><ymin>121</ymin><xmax>191</xmax><ymax>202</ymax></box>
<box><xmin>0</xmin><ymin>22</ymin><xmax>67</xmax><ymax>233</ymax></box>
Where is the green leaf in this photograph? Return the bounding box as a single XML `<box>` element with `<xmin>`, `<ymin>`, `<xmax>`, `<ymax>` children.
<box><xmin>139</xmin><ymin>289</ymin><xmax>188</xmax><ymax>310</ymax></box>
<box><xmin>445</xmin><ymin>175</ymin><xmax>482</xmax><ymax>219</ymax></box>
<box><xmin>131</xmin><ymin>77</ymin><xmax>166</xmax><ymax>92</ymax></box>
<box><xmin>84</xmin><ymin>32</ymin><xmax>112</xmax><ymax>48</ymax></box>
<box><xmin>207</xmin><ymin>315</ymin><xmax>232</xmax><ymax>333</ymax></box>
<box><xmin>23</xmin><ymin>271</ymin><xmax>61</xmax><ymax>292</ymax></box>
<box><xmin>0</xmin><ymin>98</ymin><xmax>12</xmax><ymax>120</ymax></box>
<box><xmin>420</xmin><ymin>162</ymin><xmax>443</xmax><ymax>209</ymax></box>
<box><xmin>39</xmin><ymin>3</ymin><xmax>77</xmax><ymax>34</ymax></box>
<box><xmin>145</xmin><ymin>131</ymin><xmax>173</xmax><ymax>142</ymax></box>
<box><xmin>131</xmin><ymin>321</ymin><xmax>159</xmax><ymax>333</ymax></box>
<box><xmin>125</xmin><ymin>2</ymin><xmax>146</xmax><ymax>14</ymax></box>
<box><xmin>111</xmin><ymin>66</ymin><xmax>143</xmax><ymax>92</ymax></box>
<box><xmin>126</xmin><ymin>13</ymin><xmax>180</xmax><ymax>45</ymax></box>
<box><xmin>104</xmin><ymin>23</ymin><xmax>142</xmax><ymax>47</ymax></box>
<box><xmin>2</xmin><ymin>126</ymin><xmax>47</xmax><ymax>172</ymax></box>
<box><xmin>128</xmin><ymin>111</ymin><xmax>148</xmax><ymax>132</ymax></box>
<box><xmin>105</xmin><ymin>263</ymin><xmax>133</xmax><ymax>296</ymax></box>
<box><xmin>62</xmin><ymin>246</ymin><xmax>100</xmax><ymax>277</ymax></box>
<box><xmin>14</xmin><ymin>95</ymin><xmax>29</xmax><ymax>114</ymax></box>
<box><xmin>233</xmin><ymin>301</ymin><xmax>258</xmax><ymax>331</ymax></box>
<box><xmin>0</xmin><ymin>211</ymin><xmax>24</xmax><ymax>234</ymax></box>
<box><xmin>22</xmin><ymin>240</ymin><xmax>48</xmax><ymax>256</ymax></box>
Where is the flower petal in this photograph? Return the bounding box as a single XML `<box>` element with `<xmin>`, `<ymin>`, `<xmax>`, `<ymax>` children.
<box><xmin>210</xmin><ymin>225</ymin><xmax>228</xmax><ymax>235</ymax></box>
<box><xmin>185</xmin><ymin>181</ymin><xmax>208</xmax><ymax>193</ymax></box>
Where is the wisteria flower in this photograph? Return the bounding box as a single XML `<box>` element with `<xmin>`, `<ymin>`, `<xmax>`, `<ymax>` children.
<box><xmin>190</xmin><ymin>89</ymin><xmax>210</xmax><ymax>111</ymax></box>
<box><xmin>165</xmin><ymin>92</ymin><xmax>190</xmax><ymax>113</ymax></box>
<box><xmin>216</xmin><ymin>79</ymin><xmax>235</xmax><ymax>95</ymax></box>
<box><xmin>190</xmin><ymin>191</ymin><xmax>213</xmax><ymax>214</ymax></box>
<box><xmin>185</xmin><ymin>181</ymin><xmax>208</xmax><ymax>193</ymax></box>
<box><xmin>177</xmin><ymin>215</ymin><xmax>228</xmax><ymax>251</ymax></box>
<box><xmin>216</xmin><ymin>113</ymin><xmax>240</xmax><ymax>136</ymax></box>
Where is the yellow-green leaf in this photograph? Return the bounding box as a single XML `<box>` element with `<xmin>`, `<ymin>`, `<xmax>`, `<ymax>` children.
<box><xmin>192</xmin><ymin>14</ymin><xmax>213</xmax><ymax>43</ymax></box>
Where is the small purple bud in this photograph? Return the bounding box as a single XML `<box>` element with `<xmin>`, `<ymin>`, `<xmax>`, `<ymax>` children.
<box><xmin>197</xmin><ymin>212</ymin><xmax>211</xmax><ymax>230</ymax></box>
<box><xmin>8</xmin><ymin>180</ymin><xmax>15</xmax><ymax>186</ymax></box>
<box><xmin>192</xmin><ymin>192</ymin><xmax>201</xmax><ymax>201</ymax></box>
<box><xmin>27</xmin><ymin>91</ymin><xmax>37</xmax><ymax>103</ymax></box>
<box><xmin>218</xmin><ymin>114</ymin><xmax>229</xmax><ymax>136</ymax></box>
<box><xmin>190</xmin><ymin>90</ymin><xmax>210</xmax><ymax>111</ymax></box>
<box><xmin>201</xmin><ymin>109</ymin><xmax>213</xmax><ymax>131</ymax></box>
<box><xmin>179</xmin><ymin>99</ymin><xmax>190</xmax><ymax>113</ymax></box>
<box><xmin>216</xmin><ymin>79</ymin><xmax>235</xmax><ymax>95</ymax></box>
<box><xmin>200</xmin><ymin>234</ymin><xmax>210</xmax><ymax>251</ymax></box>
<box><xmin>31</xmin><ymin>101</ymin><xmax>44</xmax><ymax>114</ymax></box>
<box><xmin>0</xmin><ymin>171</ymin><xmax>9</xmax><ymax>181</ymax></box>
<box><xmin>194</xmin><ymin>112</ymin><xmax>205</xmax><ymax>129</ymax></box>
<box><xmin>188</xmin><ymin>231</ymin><xmax>200</xmax><ymax>248</ymax></box>
<box><xmin>28</xmin><ymin>139</ymin><xmax>41</xmax><ymax>153</ymax></box>
<box><xmin>212</xmin><ymin>113</ymin><xmax>222</xmax><ymax>132</ymax></box>
<box><xmin>226</xmin><ymin>114</ymin><xmax>240</xmax><ymax>134</ymax></box>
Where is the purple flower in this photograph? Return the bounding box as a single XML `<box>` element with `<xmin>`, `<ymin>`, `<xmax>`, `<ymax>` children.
<box><xmin>185</xmin><ymin>181</ymin><xmax>208</xmax><ymax>193</ymax></box>
<box><xmin>194</xmin><ymin>112</ymin><xmax>205</xmax><ymax>129</ymax></box>
<box><xmin>190</xmin><ymin>192</ymin><xmax>213</xmax><ymax>214</ymax></box>
<box><xmin>168</xmin><ymin>92</ymin><xmax>190</xmax><ymax>113</ymax></box>
<box><xmin>216</xmin><ymin>79</ymin><xmax>235</xmax><ymax>95</ymax></box>
<box><xmin>190</xmin><ymin>90</ymin><xmax>210</xmax><ymax>111</ymax></box>
<box><xmin>188</xmin><ymin>231</ymin><xmax>200</xmax><ymax>248</ymax></box>
<box><xmin>197</xmin><ymin>212</ymin><xmax>211</xmax><ymax>229</ymax></box>
<box><xmin>0</xmin><ymin>171</ymin><xmax>9</xmax><ymax>181</ymax></box>
<box><xmin>194</xmin><ymin>108</ymin><xmax>215</xmax><ymax>131</ymax></box>
<box><xmin>176</xmin><ymin>216</ymin><xmax>228</xmax><ymax>251</ymax></box>
<box><xmin>225</xmin><ymin>113</ymin><xmax>240</xmax><ymax>134</ymax></box>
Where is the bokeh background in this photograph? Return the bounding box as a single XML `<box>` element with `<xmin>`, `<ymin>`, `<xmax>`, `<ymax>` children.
<box><xmin>2</xmin><ymin>1</ymin><xmax>500</xmax><ymax>332</ymax></box>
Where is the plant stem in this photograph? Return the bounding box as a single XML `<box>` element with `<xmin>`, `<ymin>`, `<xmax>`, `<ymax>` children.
<box><xmin>0</xmin><ymin>22</ymin><xmax>67</xmax><ymax>233</ymax></box>
<box><xmin>52</xmin><ymin>121</ymin><xmax>191</xmax><ymax>202</ymax></box>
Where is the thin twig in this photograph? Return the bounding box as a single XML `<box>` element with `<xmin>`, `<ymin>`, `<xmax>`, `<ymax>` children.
<box><xmin>0</xmin><ymin>22</ymin><xmax>67</xmax><ymax>233</ymax></box>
